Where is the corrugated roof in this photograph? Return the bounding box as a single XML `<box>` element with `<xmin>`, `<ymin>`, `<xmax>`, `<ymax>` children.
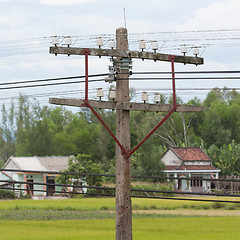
<box><xmin>171</xmin><ymin>147</ymin><xmax>211</xmax><ymax>161</ymax></box>
<box><xmin>11</xmin><ymin>157</ymin><xmax>47</xmax><ymax>171</ymax></box>
<box><xmin>9</xmin><ymin>156</ymin><xmax>71</xmax><ymax>172</ymax></box>
<box><xmin>37</xmin><ymin>156</ymin><xmax>70</xmax><ymax>171</ymax></box>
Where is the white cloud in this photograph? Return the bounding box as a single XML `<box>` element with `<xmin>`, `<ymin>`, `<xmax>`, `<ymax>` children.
<box><xmin>0</xmin><ymin>12</ymin><xmax>28</xmax><ymax>29</ymax></box>
<box><xmin>181</xmin><ymin>0</ymin><xmax>240</xmax><ymax>30</ymax></box>
<box><xmin>40</xmin><ymin>0</ymin><xmax>97</xmax><ymax>5</ymax></box>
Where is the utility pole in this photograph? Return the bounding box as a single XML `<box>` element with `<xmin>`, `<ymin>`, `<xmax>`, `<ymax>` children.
<box><xmin>49</xmin><ymin>28</ymin><xmax>204</xmax><ymax>240</ymax></box>
<box><xmin>115</xmin><ymin>28</ymin><xmax>132</xmax><ymax>239</ymax></box>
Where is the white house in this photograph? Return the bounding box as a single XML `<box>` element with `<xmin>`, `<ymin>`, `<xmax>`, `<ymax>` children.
<box><xmin>0</xmin><ymin>171</ymin><xmax>12</xmax><ymax>189</ymax></box>
<box><xmin>160</xmin><ymin>147</ymin><xmax>220</xmax><ymax>193</ymax></box>
<box><xmin>2</xmin><ymin>156</ymin><xmax>85</xmax><ymax>196</ymax></box>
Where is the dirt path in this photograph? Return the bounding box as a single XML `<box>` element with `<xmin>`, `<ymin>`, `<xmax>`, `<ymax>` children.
<box><xmin>133</xmin><ymin>209</ymin><xmax>240</xmax><ymax>216</ymax></box>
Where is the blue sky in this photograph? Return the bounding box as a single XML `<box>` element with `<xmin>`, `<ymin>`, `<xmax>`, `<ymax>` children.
<box><xmin>0</xmin><ymin>0</ymin><xmax>240</xmax><ymax>108</ymax></box>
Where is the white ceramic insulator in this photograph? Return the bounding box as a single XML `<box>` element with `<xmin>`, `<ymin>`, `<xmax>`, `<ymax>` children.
<box><xmin>139</xmin><ymin>40</ymin><xmax>146</xmax><ymax>50</ymax></box>
<box><xmin>65</xmin><ymin>36</ymin><xmax>72</xmax><ymax>45</ymax></box>
<box><xmin>97</xmin><ymin>37</ymin><xmax>103</xmax><ymax>47</ymax></box>
<box><xmin>52</xmin><ymin>36</ymin><xmax>59</xmax><ymax>45</ymax></box>
<box><xmin>142</xmin><ymin>91</ymin><xmax>148</xmax><ymax>102</ymax></box>
<box><xmin>152</xmin><ymin>41</ymin><xmax>158</xmax><ymax>51</ymax></box>
<box><xmin>109</xmin><ymin>39</ymin><xmax>115</xmax><ymax>49</ymax></box>
<box><xmin>97</xmin><ymin>88</ymin><xmax>104</xmax><ymax>97</ymax></box>
<box><xmin>109</xmin><ymin>89</ymin><xmax>116</xmax><ymax>99</ymax></box>
<box><xmin>153</xmin><ymin>93</ymin><xmax>161</xmax><ymax>103</ymax></box>
<box><xmin>181</xmin><ymin>45</ymin><xmax>188</xmax><ymax>54</ymax></box>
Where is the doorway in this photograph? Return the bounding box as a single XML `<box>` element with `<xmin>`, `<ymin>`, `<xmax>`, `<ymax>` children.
<box><xmin>26</xmin><ymin>179</ymin><xmax>34</xmax><ymax>196</ymax></box>
<box><xmin>47</xmin><ymin>177</ymin><xmax>55</xmax><ymax>196</ymax></box>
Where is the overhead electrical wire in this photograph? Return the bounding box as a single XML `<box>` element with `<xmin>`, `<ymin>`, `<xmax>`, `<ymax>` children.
<box><xmin>1</xmin><ymin>168</ymin><xmax>240</xmax><ymax>203</ymax></box>
<box><xmin>1</xmin><ymin>29</ymin><xmax>240</xmax><ymax>66</ymax></box>
<box><xmin>0</xmin><ymin>73</ymin><xmax>107</xmax><ymax>87</ymax></box>
<box><xmin>119</xmin><ymin>77</ymin><xmax>240</xmax><ymax>81</ymax></box>
<box><xmin>0</xmin><ymin>70</ymin><xmax>239</xmax><ymax>93</ymax></box>
<box><xmin>131</xmin><ymin>70</ymin><xmax>240</xmax><ymax>74</ymax></box>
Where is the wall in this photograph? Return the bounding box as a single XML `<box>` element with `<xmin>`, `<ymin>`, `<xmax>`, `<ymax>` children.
<box><xmin>161</xmin><ymin>150</ymin><xmax>182</xmax><ymax>166</ymax></box>
<box><xmin>184</xmin><ymin>161</ymin><xmax>211</xmax><ymax>165</ymax></box>
<box><xmin>12</xmin><ymin>174</ymin><xmax>45</xmax><ymax>196</ymax></box>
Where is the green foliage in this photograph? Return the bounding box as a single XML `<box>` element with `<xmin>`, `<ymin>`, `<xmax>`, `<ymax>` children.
<box><xmin>0</xmin><ymin>160</ymin><xmax>4</xmax><ymax>168</ymax></box>
<box><xmin>200</xmin><ymin>109</ymin><xmax>231</xmax><ymax>147</ymax></box>
<box><xmin>208</xmin><ymin>140</ymin><xmax>240</xmax><ymax>176</ymax></box>
<box><xmin>57</xmin><ymin>154</ymin><xmax>104</xmax><ymax>187</ymax></box>
<box><xmin>200</xmin><ymin>88</ymin><xmax>240</xmax><ymax>147</ymax></box>
<box><xmin>132</xmin><ymin>182</ymin><xmax>174</xmax><ymax>197</ymax></box>
<box><xmin>0</xmin><ymin>189</ymin><xmax>15</xmax><ymax>199</ymax></box>
<box><xmin>0</xmin><ymin>88</ymin><xmax>239</xmax><ymax>178</ymax></box>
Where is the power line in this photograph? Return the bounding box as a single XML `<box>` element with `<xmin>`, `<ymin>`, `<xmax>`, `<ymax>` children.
<box><xmin>131</xmin><ymin>70</ymin><xmax>240</xmax><ymax>74</ymax></box>
<box><xmin>0</xmin><ymin>73</ymin><xmax>107</xmax><ymax>87</ymax></box>
<box><xmin>0</xmin><ymin>79</ymin><xmax>104</xmax><ymax>91</ymax></box>
<box><xmin>2</xmin><ymin>178</ymin><xmax>240</xmax><ymax>203</ymax></box>
<box><xmin>123</xmin><ymin>77</ymin><xmax>240</xmax><ymax>81</ymax></box>
<box><xmin>2</xmin><ymin>168</ymin><xmax>240</xmax><ymax>183</ymax></box>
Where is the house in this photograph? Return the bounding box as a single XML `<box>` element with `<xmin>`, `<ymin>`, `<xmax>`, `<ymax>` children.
<box><xmin>160</xmin><ymin>147</ymin><xmax>220</xmax><ymax>193</ymax></box>
<box><xmin>2</xmin><ymin>156</ymin><xmax>85</xmax><ymax>197</ymax></box>
<box><xmin>0</xmin><ymin>171</ymin><xmax>13</xmax><ymax>189</ymax></box>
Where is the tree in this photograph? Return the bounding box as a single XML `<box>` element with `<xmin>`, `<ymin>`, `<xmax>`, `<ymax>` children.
<box><xmin>200</xmin><ymin>109</ymin><xmax>231</xmax><ymax>148</ymax></box>
<box><xmin>208</xmin><ymin>141</ymin><xmax>240</xmax><ymax>176</ymax></box>
<box><xmin>57</xmin><ymin>154</ymin><xmax>104</xmax><ymax>187</ymax></box>
<box><xmin>0</xmin><ymin>104</ymin><xmax>15</xmax><ymax>161</ymax></box>
<box><xmin>200</xmin><ymin>88</ymin><xmax>240</xmax><ymax>147</ymax></box>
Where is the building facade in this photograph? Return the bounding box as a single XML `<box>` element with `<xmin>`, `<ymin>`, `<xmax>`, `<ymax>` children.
<box><xmin>2</xmin><ymin>156</ymin><xmax>84</xmax><ymax>196</ymax></box>
<box><xmin>161</xmin><ymin>147</ymin><xmax>220</xmax><ymax>192</ymax></box>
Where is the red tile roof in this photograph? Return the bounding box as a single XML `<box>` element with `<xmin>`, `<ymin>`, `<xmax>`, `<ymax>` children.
<box><xmin>171</xmin><ymin>147</ymin><xmax>211</xmax><ymax>161</ymax></box>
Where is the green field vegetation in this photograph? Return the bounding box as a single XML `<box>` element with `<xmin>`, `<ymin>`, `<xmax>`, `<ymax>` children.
<box><xmin>0</xmin><ymin>217</ymin><xmax>240</xmax><ymax>240</ymax></box>
<box><xmin>0</xmin><ymin>197</ymin><xmax>239</xmax><ymax>221</ymax></box>
<box><xmin>0</xmin><ymin>197</ymin><xmax>239</xmax><ymax>212</ymax></box>
<box><xmin>0</xmin><ymin>197</ymin><xmax>240</xmax><ymax>239</ymax></box>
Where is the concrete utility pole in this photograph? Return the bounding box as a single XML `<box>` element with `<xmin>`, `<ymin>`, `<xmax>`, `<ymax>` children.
<box><xmin>49</xmin><ymin>28</ymin><xmax>204</xmax><ymax>240</ymax></box>
<box><xmin>115</xmin><ymin>28</ymin><xmax>132</xmax><ymax>239</ymax></box>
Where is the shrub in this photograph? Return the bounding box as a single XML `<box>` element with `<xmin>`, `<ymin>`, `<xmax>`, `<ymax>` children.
<box><xmin>212</xmin><ymin>202</ymin><xmax>225</xmax><ymax>209</ymax></box>
<box><xmin>0</xmin><ymin>189</ymin><xmax>15</xmax><ymax>199</ymax></box>
<box><xmin>224</xmin><ymin>203</ymin><xmax>240</xmax><ymax>210</ymax></box>
<box><xmin>132</xmin><ymin>182</ymin><xmax>174</xmax><ymax>197</ymax></box>
<box><xmin>18</xmin><ymin>191</ymin><xmax>32</xmax><ymax>199</ymax></box>
<box><xmin>100</xmin><ymin>206</ymin><xmax>110</xmax><ymax>211</ymax></box>
<box><xmin>202</xmin><ymin>204</ymin><xmax>211</xmax><ymax>210</ymax></box>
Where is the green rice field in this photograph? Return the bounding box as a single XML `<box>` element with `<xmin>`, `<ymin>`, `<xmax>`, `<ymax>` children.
<box><xmin>0</xmin><ymin>196</ymin><xmax>239</xmax><ymax>211</ymax></box>
<box><xmin>0</xmin><ymin>197</ymin><xmax>239</xmax><ymax>239</ymax></box>
<box><xmin>0</xmin><ymin>217</ymin><xmax>240</xmax><ymax>240</ymax></box>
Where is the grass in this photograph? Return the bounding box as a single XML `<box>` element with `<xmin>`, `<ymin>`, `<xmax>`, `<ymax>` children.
<box><xmin>0</xmin><ymin>217</ymin><xmax>240</xmax><ymax>240</ymax></box>
<box><xmin>1</xmin><ymin>196</ymin><xmax>239</xmax><ymax>212</ymax></box>
<box><xmin>0</xmin><ymin>209</ymin><xmax>116</xmax><ymax>220</ymax></box>
<box><xmin>0</xmin><ymin>197</ymin><xmax>240</xmax><ymax>239</ymax></box>
<box><xmin>0</xmin><ymin>198</ymin><xmax>116</xmax><ymax>211</ymax></box>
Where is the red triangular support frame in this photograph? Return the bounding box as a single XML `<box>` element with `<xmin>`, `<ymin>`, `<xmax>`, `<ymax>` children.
<box><xmin>82</xmin><ymin>49</ymin><xmax>178</xmax><ymax>158</ymax></box>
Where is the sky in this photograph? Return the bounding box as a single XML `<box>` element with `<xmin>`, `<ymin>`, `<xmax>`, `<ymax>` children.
<box><xmin>0</xmin><ymin>0</ymin><xmax>240</xmax><ymax>109</ymax></box>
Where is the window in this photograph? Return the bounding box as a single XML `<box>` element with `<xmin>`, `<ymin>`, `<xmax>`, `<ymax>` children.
<box><xmin>191</xmin><ymin>176</ymin><xmax>203</xmax><ymax>187</ymax></box>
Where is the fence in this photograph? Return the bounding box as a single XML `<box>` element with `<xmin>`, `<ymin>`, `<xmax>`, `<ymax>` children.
<box><xmin>0</xmin><ymin>168</ymin><xmax>240</xmax><ymax>204</ymax></box>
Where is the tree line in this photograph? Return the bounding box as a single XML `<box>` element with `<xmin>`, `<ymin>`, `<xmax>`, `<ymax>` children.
<box><xmin>0</xmin><ymin>87</ymin><xmax>239</xmax><ymax>177</ymax></box>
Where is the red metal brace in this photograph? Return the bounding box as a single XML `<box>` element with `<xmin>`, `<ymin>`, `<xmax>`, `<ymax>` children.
<box><xmin>83</xmin><ymin>49</ymin><xmax>128</xmax><ymax>157</ymax></box>
<box><xmin>127</xmin><ymin>55</ymin><xmax>178</xmax><ymax>157</ymax></box>
<box><xmin>82</xmin><ymin>50</ymin><xmax>178</xmax><ymax>159</ymax></box>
